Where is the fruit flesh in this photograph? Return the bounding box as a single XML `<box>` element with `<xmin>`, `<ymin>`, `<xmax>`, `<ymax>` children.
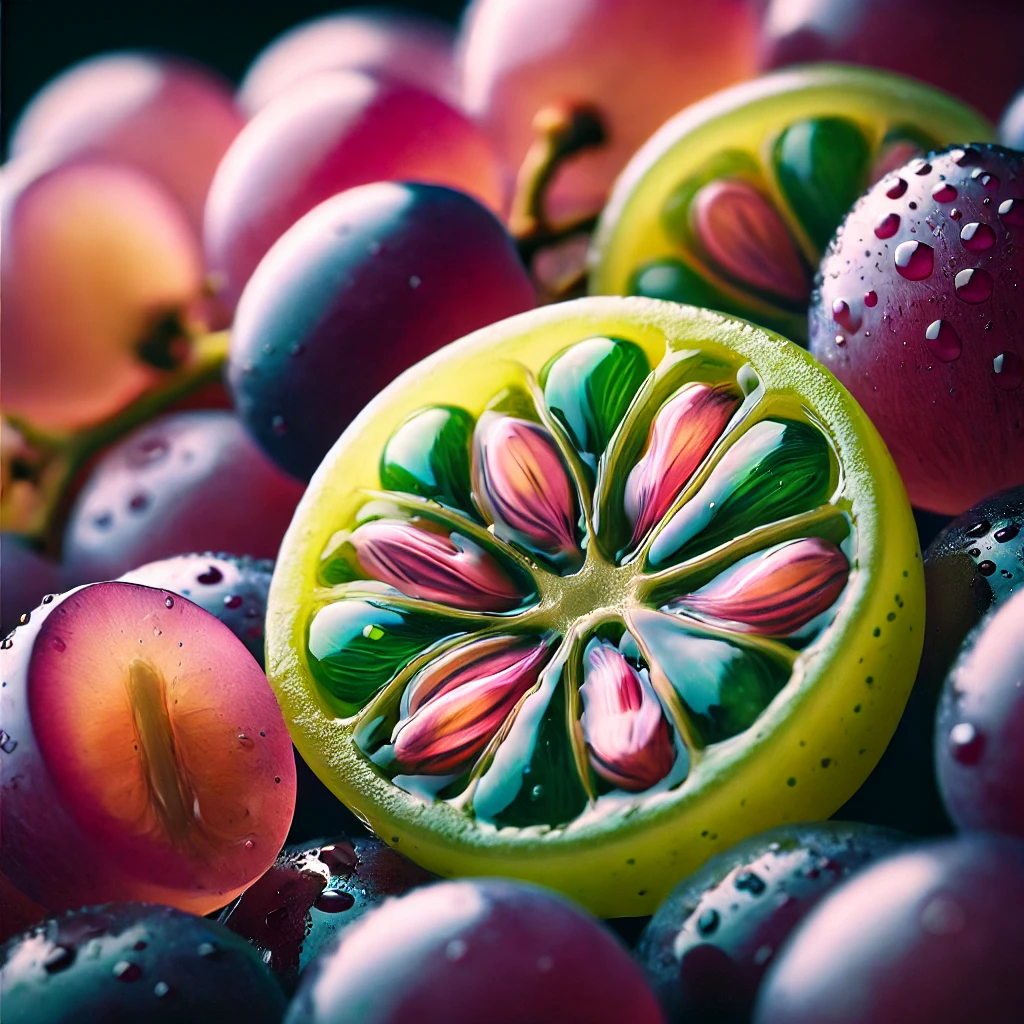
<box><xmin>267</xmin><ymin>296</ymin><xmax>923</xmax><ymax>917</ymax></box>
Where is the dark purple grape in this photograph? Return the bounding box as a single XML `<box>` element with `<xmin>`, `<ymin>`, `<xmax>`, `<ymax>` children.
<box><xmin>935</xmin><ymin>589</ymin><xmax>1024</xmax><ymax>836</ymax></box>
<box><xmin>62</xmin><ymin>411</ymin><xmax>304</xmax><ymax>584</ymax></box>
<box><xmin>809</xmin><ymin>144</ymin><xmax>1024</xmax><ymax>515</ymax></box>
<box><xmin>228</xmin><ymin>182</ymin><xmax>536</xmax><ymax>481</ymax></box>
<box><xmin>637</xmin><ymin>821</ymin><xmax>904</xmax><ymax>1023</ymax></box>
<box><xmin>219</xmin><ymin>834</ymin><xmax>436</xmax><ymax>990</ymax></box>
<box><xmin>753</xmin><ymin>835</ymin><xmax>1024</xmax><ymax>1023</ymax></box>
<box><xmin>284</xmin><ymin>879</ymin><xmax>663</xmax><ymax>1024</ymax></box>
<box><xmin>1</xmin><ymin>534</ymin><xmax>59</xmax><ymax>638</ymax></box>
<box><xmin>758</xmin><ymin>0</ymin><xmax>1024</xmax><ymax>121</ymax></box>
<box><xmin>0</xmin><ymin>903</ymin><xmax>286</xmax><ymax>1024</ymax></box>
<box><xmin>839</xmin><ymin>486</ymin><xmax>1023</xmax><ymax>834</ymax></box>
<box><xmin>119</xmin><ymin>552</ymin><xmax>273</xmax><ymax>666</ymax></box>
<box><xmin>1001</xmin><ymin>88</ymin><xmax>1024</xmax><ymax>150</ymax></box>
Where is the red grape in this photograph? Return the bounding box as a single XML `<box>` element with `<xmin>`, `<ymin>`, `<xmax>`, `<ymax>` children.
<box><xmin>283</xmin><ymin>878</ymin><xmax>663</xmax><ymax>1024</ymax></box>
<box><xmin>239</xmin><ymin>9</ymin><xmax>456</xmax><ymax>115</ymax></box>
<box><xmin>228</xmin><ymin>182</ymin><xmax>536</xmax><ymax>481</ymax></box>
<box><xmin>1000</xmin><ymin>88</ymin><xmax>1024</xmax><ymax>151</ymax></box>
<box><xmin>808</xmin><ymin>144</ymin><xmax>1024</xmax><ymax>514</ymax></box>
<box><xmin>62</xmin><ymin>411</ymin><xmax>305</xmax><ymax>584</ymax></box>
<box><xmin>935</xmin><ymin>589</ymin><xmax>1024</xmax><ymax>837</ymax></box>
<box><xmin>203</xmin><ymin>72</ymin><xmax>505</xmax><ymax>309</ymax></box>
<box><xmin>1</xmin><ymin>156</ymin><xmax>203</xmax><ymax>430</ymax></box>
<box><xmin>0</xmin><ymin>535</ymin><xmax>59</xmax><ymax>640</ymax></box>
<box><xmin>0</xmin><ymin>582</ymin><xmax>296</xmax><ymax>915</ymax></box>
<box><xmin>758</xmin><ymin>0</ymin><xmax>1024</xmax><ymax>122</ymax></box>
<box><xmin>458</xmin><ymin>0</ymin><xmax>759</xmax><ymax>223</ymax></box>
<box><xmin>10</xmin><ymin>52</ymin><xmax>244</xmax><ymax>232</ymax></box>
<box><xmin>753</xmin><ymin>835</ymin><xmax>1024</xmax><ymax>1023</ymax></box>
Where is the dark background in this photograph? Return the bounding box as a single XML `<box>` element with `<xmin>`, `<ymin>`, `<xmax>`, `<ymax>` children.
<box><xmin>1</xmin><ymin>0</ymin><xmax>469</xmax><ymax>147</ymax></box>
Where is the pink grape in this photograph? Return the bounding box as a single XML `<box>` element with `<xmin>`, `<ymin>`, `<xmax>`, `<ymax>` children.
<box><xmin>239</xmin><ymin>9</ymin><xmax>456</xmax><ymax>115</ymax></box>
<box><xmin>203</xmin><ymin>72</ymin><xmax>506</xmax><ymax>310</ymax></box>
<box><xmin>10</xmin><ymin>52</ymin><xmax>244</xmax><ymax>231</ymax></box>
<box><xmin>458</xmin><ymin>0</ymin><xmax>759</xmax><ymax>223</ymax></box>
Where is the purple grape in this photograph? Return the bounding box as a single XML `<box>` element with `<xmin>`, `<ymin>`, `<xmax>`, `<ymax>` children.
<box><xmin>637</xmin><ymin>821</ymin><xmax>904</xmax><ymax>1023</ymax></box>
<box><xmin>218</xmin><ymin>834</ymin><xmax>436</xmax><ymax>991</ymax></box>
<box><xmin>284</xmin><ymin>878</ymin><xmax>663</xmax><ymax>1024</ymax></box>
<box><xmin>758</xmin><ymin>0</ymin><xmax>1024</xmax><ymax>121</ymax></box>
<box><xmin>999</xmin><ymin>88</ymin><xmax>1024</xmax><ymax>150</ymax></box>
<box><xmin>62</xmin><ymin>411</ymin><xmax>305</xmax><ymax>584</ymax></box>
<box><xmin>935</xmin><ymin>589</ymin><xmax>1024</xmax><ymax>836</ymax></box>
<box><xmin>0</xmin><ymin>534</ymin><xmax>59</xmax><ymax>638</ymax></box>
<box><xmin>1</xmin><ymin>903</ymin><xmax>286</xmax><ymax>1024</ymax></box>
<box><xmin>228</xmin><ymin>183</ymin><xmax>535</xmax><ymax>481</ymax></box>
<box><xmin>753</xmin><ymin>835</ymin><xmax>1024</xmax><ymax>1023</ymax></box>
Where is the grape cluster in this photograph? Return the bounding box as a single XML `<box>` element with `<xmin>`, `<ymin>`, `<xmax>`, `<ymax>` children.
<box><xmin>2</xmin><ymin>2</ymin><xmax>1023</xmax><ymax>1022</ymax></box>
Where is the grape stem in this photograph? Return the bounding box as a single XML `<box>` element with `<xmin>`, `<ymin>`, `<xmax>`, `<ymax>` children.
<box><xmin>1</xmin><ymin>330</ymin><xmax>229</xmax><ymax>556</ymax></box>
<box><xmin>511</xmin><ymin>101</ymin><xmax>607</xmax><ymax>300</ymax></box>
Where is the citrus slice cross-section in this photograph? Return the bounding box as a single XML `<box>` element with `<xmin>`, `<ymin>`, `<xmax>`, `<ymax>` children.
<box><xmin>588</xmin><ymin>65</ymin><xmax>994</xmax><ymax>341</ymax></box>
<box><xmin>266</xmin><ymin>297</ymin><xmax>924</xmax><ymax>917</ymax></box>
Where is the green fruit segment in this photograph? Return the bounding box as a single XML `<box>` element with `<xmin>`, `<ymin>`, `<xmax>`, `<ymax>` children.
<box><xmin>773</xmin><ymin>117</ymin><xmax>871</xmax><ymax>249</ymax></box>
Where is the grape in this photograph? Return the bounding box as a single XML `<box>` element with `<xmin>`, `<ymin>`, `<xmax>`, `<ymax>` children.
<box><xmin>753</xmin><ymin>835</ymin><xmax>1024</xmax><ymax>1023</ymax></box>
<box><xmin>1000</xmin><ymin>88</ymin><xmax>1024</xmax><ymax>150</ymax></box>
<box><xmin>203</xmin><ymin>72</ymin><xmax>505</xmax><ymax>310</ymax></box>
<box><xmin>283</xmin><ymin>878</ymin><xmax>663</xmax><ymax>1024</ymax></box>
<box><xmin>0</xmin><ymin>582</ymin><xmax>296</xmax><ymax>915</ymax></box>
<box><xmin>638</xmin><ymin>821</ymin><xmax>904</xmax><ymax>1023</ymax></box>
<box><xmin>239</xmin><ymin>9</ymin><xmax>456</xmax><ymax>115</ymax></box>
<box><xmin>62</xmin><ymin>411</ymin><xmax>305</xmax><ymax>585</ymax></box>
<box><xmin>808</xmin><ymin>144</ymin><xmax>1024</xmax><ymax>515</ymax></box>
<box><xmin>0</xmin><ymin>535</ymin><xmax>59</xmax><ymax>639</ymax></box>
<box><xmin>0</xmin><ymin>903</ymin><xmax>287</xmax><ymax>1024</ymax></box>
<box><xmin>219</xmin><ymin>834</ymin><xmax>436</xmax><ymax>990</ymax></box>
<box><xmin>458</xmin><ymin>0</ymin><xmax>759</xmax><ymax>223</ymax></box>
<box><xmin>119</xmin><ymin>553</ymin><xmax>273</xmax><ymax>666</ymax></box>
<box><xmin>1</xmin><ymin>156</ymin><xmax>202</xmax><ymax>430</ymax></box>
<box><xmin>758</xmin><ymin>0</ymin><xmax>1024</xmax><ymax>122</ymax></box>
<box><xmin>935</xmin><ymin>590</ymin><xmax>1024</xmax><ymax>836</ymax></box>
<box><xmin>228</xmin><ymin>182</ymin><xmax>536</xmax><ymax>481</ymax></box>
<box><xmin>10</xmin><ymin>52</ymin><xmax>243</xmax><ymax>232</ymax></box>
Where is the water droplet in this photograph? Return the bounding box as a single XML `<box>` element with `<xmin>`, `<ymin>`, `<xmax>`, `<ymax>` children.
<box><xmin>224</xmin><ymin>594</ymin><xmax>243</xmax><ymax>609</ymax></box>
<box><xmin>113</xmin><ymin>960</ymin><xmax>142</xmax><ymax>982</ymax></box>
<box><xmin>970</xmin><ymin>169</ymin><xmax>999</xmax><ymax>190</ymax></box>
<box><xmin>244</xmin><ymin>838</ymin><xmax>255</xmax><ymax>850</ymax></box>
<box><xmin>163</xmin><ymin>595</ymin><xmax>174</xmax><ymax>609</ymax></box>
<box><xmin>949</xmin><ymin>207</ymin><xmax>962</xmax><ymax>221</ymax></box>
<box><xmin>924</xmin><ymin>320</ymin><xmax>962</xmax><ymax>362</ymax></box>
<box><xmin>128</xmin><ymin>493</ymin><xmax>150</xmax><ymax>513</ymax></box>
<box><xmin>993</xmin><ymin>352</ymin><xmax>1023</xmax><ymax>390</ymax></box>
<box><xmin>197</xmin><ymin>566</ymin><xmax>223</xmax><ymax>585</ymax></box>
<box><xmin>910</xmin><ymin>159</ymin><xmax>932</xmax><ymax>176</ymax></box>
<box><xmin>863</xmin><ymin>290</ymin><xmax>878</xmax><ymax>307</ymax></box>
<box><xmin>19</xmin><ymin>611</ymin><xmax>31</xmax><ymax>625</ymax></box>
<box><xmin>271</xmin><ymin>415</ymin><xmax>287</xmax><ymax>436</ymax></box>
<box><xmin>0</xmin><ymin>638</ymin><xmax>11</xmax><ymax>651</ymax></box>
<box><xmin>885</xmin><ymin>177</ymin><xmax>908</xmax><ymax>199</ymax></box>
<box><xmin>998</xmin><ymin>198</ymin><xmax>1024</xmax><ymax>226</ymax></box>
<box><xmin>315</xmin><ymin>889</ymin><xmax>356</xmax><ymax>913</ymax></box>
<box><xmin>978</xmin><ymin>559</ymin><xmax>997</xmax><ymax>576</ymax></box>
<box><xmin>238</xmin><ymin>733</ymin><xmax>255</xmax><ymax>750</ymax></box>
<box><xmin>960</xmin><ymin>222</ymin><xmax>996</xmax><ymax>252</ymax></box>
<box><xmin>50</xmin><ymin>636</ymin><xmax>67</xmax><ymax>653</ymax></box>
<box><xmin>0</xmin><ymin>730</ymin><xmax>18</xmax><ymax>754</ymax></box>
<box><xmin>835</xmin><ymin>334</ymin><xmax>846</xmax><ymax>346</ymax></box>
<box><xmin>953</xmin><ymin>147</ymin><xmax>980</xmax><ymax>166</ymax></box>
<box><xmin>965</xmin><ymin>521</ymin><xmax>990</xmax><ymax>539</ymax></box>
<box><xmin>362</xmin><ymin>624</ymin><xmax>385</xmax><ymax>640</ymax></box>
<box><xmin>932</xmin><ymin>182</ymin><xmax>957</xmax><ymax>203</ymax></box>
<box><xmin>531</xmin><ymin>784</ymin><xmax>544</xmax><ymax>800</ymax></box>
<box><xmin>831</xmin><ymin>298</ymin><xmax>861</xmax><ymax>332</ymax></box>
<box><xmin>735</xmin><ymin>871</ymin><xmax>766</xmax><ymax>896</ymax></box>
<box><xmin>994</xmin><ymin>524</ymin><xmax>1020</xmax><ymax>543</ymax></box>
<box><xmin>696</xmin><ymin>908</ymin><xmax>720</xmax><ymax>936</ymax></box>
<box><xmin>197</xmin><ymin>942</ymin><xmax>220</xmax><ymax>959</ymax></box>
<box><xmin>43</xmin><ymin>945</ymin><xmax>75</xmax><ymax>972</ymax></box>
<box><xmin>152</xmin><ymin>627</ymin><xmax>162</xmax><ymax>637</ymax></box>
<box><xmin>874</xmin><ymin>212</ymin><xmax>901</xmax><ymax>239</ymax></box>
<box><xmin>42</xmin><ymin>594</ymin><xmax>55</xmax><ymax>604</ymax></box>
<box><xmin>949</xmin><ymin>722</ymin><xmax>984</xmax><ymax>764</ymax></box>
<box><xmin>154</xmin><ymin>981</ymin><xmax>172</xmax><ymax>999</ymax></box>
<box><xmin>894</xmin><ymin>240</ymin><xmax>933</xmax><ymax>280</ymax></box>
<box><xmin>445</xmin><ymin>938</ymin><xmax>468</xmax><ymax>961</ymax></box>
<box><xmin>319</xmin><ymin>841</ymin><xmax>358</xmax><ymax>875</ymax></box>
<box><xmin>954</xmin><ymin>268</ymin><xmax>993</xmax><ymax>303</ymax></box>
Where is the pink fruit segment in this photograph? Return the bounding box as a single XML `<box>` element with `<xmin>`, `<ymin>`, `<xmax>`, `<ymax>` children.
<box><xmin>580</xmin><ymin>641</ymin><xmax>674</xmax><ymax>792</ymax></box>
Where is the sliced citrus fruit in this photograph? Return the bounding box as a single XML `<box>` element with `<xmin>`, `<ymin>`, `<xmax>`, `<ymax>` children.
<box><xmin>589</xmin><ymin>65</ymin><xmax>994</xmax><ymax>341</ymax></box>
<box><xmin>266</xmin><ymin>296</ymin><xmax>923</xmax><ymax>916</ymax></box>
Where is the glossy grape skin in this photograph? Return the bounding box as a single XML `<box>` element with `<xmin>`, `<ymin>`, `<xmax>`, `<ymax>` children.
<box><xmin>1</xmin><ymin>156</ymin><xmax>202</xmax><ymax>430</ymax></box>
<box><xmin>753</xmin><ymin>835</ymin><xmax>1024</xmax><ymax>1023</ymax></box>
<box><xmin>10</xmin><ymin>52</ymin><xmax>243</xmax><ymax>232</ymax></box>
<box><xmin>0</xmin><ymin>535</ymin><xmax>59</xmax><ymax>639</ymax></box>
<box><xmin>284</xmin><ymin>879</ymin><xmax>663</xmax><ymax>1024</ymax></box>
<box><xmin>0</xmin><ymin>903</ymin><xmax>287</xmax><ymax>1024</ymax></box>
<box><xmin>228</xmin><ymin>183</ymin><xmax>536</xmax><ymax>481</ymax></box>
<box><xmin>935</xmin><ymin>590</ymin><xmax>1024</xmax><ymax>836</ymax></box>
<box><xmin>458</xmin><ymin>0</ymin><xmax>758</xmax><ymax>223</ymax></box>
<box><xmin>239</xmin><ymin>9</ymin><xmax>456</xmax><ymax>115</ymax></box>
<box><xmin>62</xmin><ymin>411</ymin><xmax>305</xmax><ymax>585</ymax></box>
<box><xmin>1000</xmin><ymin>88</ymin><xmax>1024</xmax><ymax>150</ymax></box>
<box><xmin>0</xmin><ymin>583</ymin><xmax>296</xmax><ymax>916</ymax></box>
<box><xmin>219</xmin><ymin>834</ymin><xmax>436</xmax><ymax>991</ymax></box>
<box><xmin>758</xmin><ymin>0</ymin><xmax>1024</xmax><ymax>122</ymax></box>
<box><xmin>203</xmin><ymin>72</ymin><xmax>505</xmax><ymax>310</ymax></box>
<box><xmin>809</xmin><ymin>144</ymin><xmax>1024</xmax><ymax>515</ymax></box>
<box><xmin>637</xmin><ymin>822</ymin><xmax>904</xmax><ymax>1024</ymax></box>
